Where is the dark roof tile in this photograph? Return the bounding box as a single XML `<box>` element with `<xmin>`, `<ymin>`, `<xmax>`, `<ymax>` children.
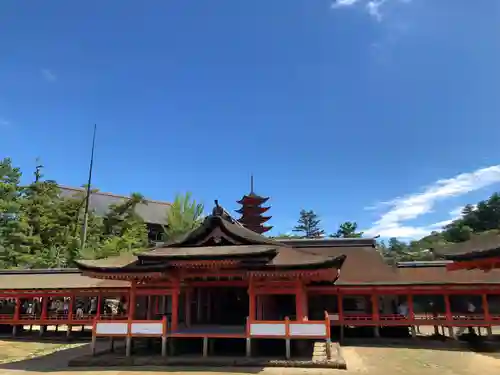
<box><xmin>0</xmin><ymin>269</ymin><xmax>128</xmax><ymax>290</ymax></box>
<box><xmin>300</xmin><ymin>246</ymin><xmax>399</xmax><ymax>284</ymax></box>
<box><xmin>140</xmin><ymin>245</ymin><xmax>278</xmax><ymax>259</ymax></box>
<box><xmin>397</xmin><ymin>267</ymin><xmax>500</xmax><ymax>284</ymax></box>
<box><xmin>59</xmin><ymin>186</ymin><xmax>170</xmax><ymax>225</ymax></box>
<box><xmin>432</xmin><ymin>232</ymin><xmax>500</xmax><ymax>261</ymax></box>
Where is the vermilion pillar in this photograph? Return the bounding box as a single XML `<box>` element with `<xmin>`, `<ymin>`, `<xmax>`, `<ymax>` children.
<box><xmin>295</xmin><ymin>282</ymin><xmax>308</xmax><ymax>320</ymax></box>
<box><xmin>96</xmin><ymin>293</ymin><xmax>102</xmax><ymax>319</ymax></box>
<box><xmin>171</xmin><ymin>283</ymin><xmax>179</xmax><ymax>331</ymax></box>
<box><xmin>443</xmin><ymin>293</ymin><xmax>455</xmax><ymax>338</ymax></box>
<box><xmin>337</xmin><ymin>293</ymin><xmax>344</xmax><ymax>342</ymax></box>
<box><xmin>482</xmin><ymin>294</ymin><xmax>491</xmax><ymax>320</ymax></box>
<box><xmin>444</xmin><ymin>294</ymin><xmax>452</xmax><ymax>321</ymax></box>
<box><xmin>248</xmin><ymin>277</ymin><xmax>255</xmax><ymax>321</ymax></box>
<box><xmin>185</xmin><ymin>288</ymin><xmax>192</xmax><ymax>327</ymax></box>
<box><xmin>371</xmin><ymin>294</ymin><xmax>379</xmax><ymax>320</ymax></box>
<box><xmin>371</xmin><ymin>294</ymin><xmax>380</xmax><ymax>337</ymax></box>
<box><xmin>41</xmin><ymin>297</ymin><xmax>48</xmax><ymax>320</ymax></box>
<box><xmin>407</xmin><ymin>294</ymin><xmax>414</xmax><ymax>318</ymax></box>
<box><xmin>129</xmin><ymin>283</ymin><xmax>137</xmax><ymax>320</ymax></box>
<box><xmin>337</xmin><ymin>294</ymin><xmax>343</xmax><ymax>320</ymax></box>
<box><xmin>68</xmin><ymin>295</ymin><xmax>74</xmax><ymax>321</ymax></box>
<box><xmin>256</xmin><ymin>296</ymin><xmax>262</xmax><ymax>320</ymax></box>
<box><xmin>14</xmin><ymin>297</ymin><xmax>21</xmax><ymax>321</ymax></box>
<box><xmin>482</xmin><ymin>293</ymin><xmax>493</xmax><ymax>336</ymax></box>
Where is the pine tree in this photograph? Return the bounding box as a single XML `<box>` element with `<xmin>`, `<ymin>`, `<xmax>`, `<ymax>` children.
<box><xmin>20</xmin><ymin>163</ymin><xmax>64</xmax><ymax>266</ymax></box>
<box><xmin>292</xmin><ymin>209</ymin><xmax>325</xmax><ymax>238</ymax></box>
<box><xmin>0</xmin><ymin>158</ymin><xmax>30</xmax><ymax>267</ymax></box>
<box><xmin>330</xmin><ymin>221</ymin><xmax>364</xmax><ymax>238</ymax></box>
<box><xmin>91</xmin><ymin>192</ymin><xmax>149</xmax><ymax>259</ymax></box>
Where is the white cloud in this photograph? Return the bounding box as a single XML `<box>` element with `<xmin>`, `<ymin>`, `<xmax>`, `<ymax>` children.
<box><xmin>331</xmin><ymin>0</ymin><xmax>361</xmax><ymax>7</ymax></box>
<box><xmin>41</xmin><ymin>69</ymin><xmax>57</xmax><ymax>82</ymax></box>
<box><xmin>366</xmin><ymin>0</ymin><xmax>387</xmax><ymax>22</ymax></box>
<box><xmin>0</xmin><ymin>118</ymin><xmax>10</xmax><ymax>127</ymax></box>
<box><xmin>448</xmin><ymin>206</ymin><xmax>464</xmax><ymax>219</ymax></box>
<box><xmin>331</xmin><ymin>0</ymin><xmax>411</xmax><ymax>22</ymax></box>
<box><xmin>364</xmin><ymin>166</ymin><xmax>500</xmax><ymax>239</ymax></box>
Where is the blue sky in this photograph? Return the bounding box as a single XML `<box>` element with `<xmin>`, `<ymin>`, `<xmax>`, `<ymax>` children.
<box><xmin>1</xmin><ymin>0</ymin><xmax>500</xmax><ymax>239</ymax></box>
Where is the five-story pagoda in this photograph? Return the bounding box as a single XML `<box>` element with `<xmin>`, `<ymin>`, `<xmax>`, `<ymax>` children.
<box><xmin>236</xmin><ymin>175</ymin><xmax>273</xmax><ymax>234</ymax></box>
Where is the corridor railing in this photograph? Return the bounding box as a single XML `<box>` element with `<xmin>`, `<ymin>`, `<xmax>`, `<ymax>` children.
<box><xmin>247</xmin><ymin>311</ymin><xmax>331</xmax><ymax>340</ymax></box>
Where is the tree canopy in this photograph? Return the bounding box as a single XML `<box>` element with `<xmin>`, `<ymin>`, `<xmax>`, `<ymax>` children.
<box><xmin>292</xmin><ymin>210</ymin><xmax>325</xmax><ymax>238</ymax></box>
<box><xmin>163</xmin><ymin>192</ymin><xmax>204</xmax><ymax>241</ymax></box>
<box><xmin>0</xmin><ymin>158</ymin><xmax>155</xmax><ymax>268</ymax></box>
<box><xmin>330</xmin><ymin>221</ymin><xmax>364</xmax><ymax>238</ymax></box>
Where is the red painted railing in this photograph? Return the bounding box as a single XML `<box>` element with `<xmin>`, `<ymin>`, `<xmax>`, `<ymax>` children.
<box><xmin>247</xmin><ymin>312</ymin><xmax>330</xmax><ymax>340</ymax></box>
<box><xmin>0</xmin><ymin>311</ymin><xmax>499</xmax><ymax>328</ymax></box>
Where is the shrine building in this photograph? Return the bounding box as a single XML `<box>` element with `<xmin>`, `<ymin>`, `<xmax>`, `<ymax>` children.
<box><xmin>0</xmin><ymin>201</ymin><xmax>499</xmax><ymax>360</ymax></box>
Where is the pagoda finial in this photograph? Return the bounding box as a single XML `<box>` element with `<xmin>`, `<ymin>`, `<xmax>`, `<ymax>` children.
<box><xmin>250</xmin><ymin>174</ymin><xmax>254</xmax><ymax>194</ymax></box>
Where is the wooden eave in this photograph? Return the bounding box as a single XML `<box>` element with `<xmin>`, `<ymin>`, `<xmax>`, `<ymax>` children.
<box><xmin>80</xmin><ymin>270</ymin><xmax>166</xmax><ymax>281</ymax></box>
<box><xmin>138</xmin><ymin>247</ymin><xmax>278</xmax><ymax>261</ymax></box>
<box><xmin>446</xmin><ymin>256</ymin><xmax>500</xmax><ymax>272</ymax></box>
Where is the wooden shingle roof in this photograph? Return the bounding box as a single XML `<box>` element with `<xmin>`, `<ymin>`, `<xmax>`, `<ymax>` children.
<box><xmin>432</xmin><ymin>232</ymin><xmax>500</xmax><ymax>261</ymax></box>
<box><xmin>59</xmin><ymin>186</ymin><xmax>170</xmax><ymax>225</ymax></box>
<box><xmin>0</xmin><ymin>269</ymin><xmax>128</xmax><ymax>290</ymax></box>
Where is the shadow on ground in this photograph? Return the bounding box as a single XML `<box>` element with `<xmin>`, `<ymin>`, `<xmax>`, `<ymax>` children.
<box><xmin>0</xmin><ymin>341</ymin><xmax>263</xmax><ymax>373</ymax></box>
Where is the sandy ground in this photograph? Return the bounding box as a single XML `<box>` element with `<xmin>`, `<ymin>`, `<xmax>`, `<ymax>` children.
<box><xmin>341</xmin><ymin>346</ymin><xmax>500</xmax><ymax>375</ymax></box>
<box><xmin>0</xmin><ymin>338</ymin><xmax>499</xmax><ymax>375</ymax></box>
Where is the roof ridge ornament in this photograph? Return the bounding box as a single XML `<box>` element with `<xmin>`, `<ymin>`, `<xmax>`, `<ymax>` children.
<box><xmin>212</xmin><ymin>200</ymin><xmax>224</xmax><ymax>217</ymax></box>
<box><xmin>212</xmin><ymin>200</ymin><xmax>247</xmax><ymax>228</ymax></box>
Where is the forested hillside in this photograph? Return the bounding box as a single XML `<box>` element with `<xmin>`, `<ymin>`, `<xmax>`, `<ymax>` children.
<box><xmin>273</xmin><ymin>191</ymin><xmax>500</xmax><ymax>263</ymax></box>
<box><xmin>378</xmin><ymin>194</ymin><xmax>500</xmax><ymax>262</ymax></box>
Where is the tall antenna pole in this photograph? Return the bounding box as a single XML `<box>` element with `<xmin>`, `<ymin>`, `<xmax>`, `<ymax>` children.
<box><xmin>250</xmin><ymin>174</ymin><xmax>254</xmax><ymax>194</ymax></box>
<box><xmin>81</xmin><ymin>124</ymin><xmax>97</xmax><ymax>251</ymax></box>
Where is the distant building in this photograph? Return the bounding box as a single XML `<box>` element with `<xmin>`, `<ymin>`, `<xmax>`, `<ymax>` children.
<box><xmin>58</xmin><ymin>186</ymin><xmax>170</xmax><ymax>243</ymax></box>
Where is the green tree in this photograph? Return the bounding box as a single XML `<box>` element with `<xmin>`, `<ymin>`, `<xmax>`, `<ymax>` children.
<box><xmin>163</xmin><ymin>192</ymin><xmax>204</xmax><ymax>241</ymax></box>
<box><xmin>46</xmin><ymin>186</ymin><xmax>103</xmax><ymax>266</ymax></box>
<box><xmin>90</xmin><ymin>192</ymin><xmax>149</xmax><ymax>259</ymax></box>
<box><xmin>0</xmin><ymin>158</ymin><xmax>30</xmax><ymax>268</ymax></box>
<box><xmin>20</xmin><ymin>163</ymin><xmax>64</xmax><ymax>266</ymax></box>
<box><xmin>442</xmin><ymin>222</ymin><xmax>473</xmax><ymax>243</ymax></box>
<box><xmin>330</xmin><ymin>221</ymin><xmax>364</xmax><ymax>238</ymax></box>
<box><xmin>0</xmin><ymin>157</ymin><xmax>161</xmax><ymax>268</ymax></box>
<box><xmin>292</xmin><ymin>209</ymin><xmax>325</xmax><ymax>238</ymax></box>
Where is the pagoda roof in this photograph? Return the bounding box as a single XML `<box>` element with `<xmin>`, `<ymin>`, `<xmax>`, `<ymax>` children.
<box><xmin>237</xmin><ymin>194</ymin><xmax>269</xmax><ymax>205</ymax></box>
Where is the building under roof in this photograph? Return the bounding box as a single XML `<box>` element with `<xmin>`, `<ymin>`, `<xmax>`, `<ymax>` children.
<box><xmin>59</xmin><ymin>186</ymin><xmax>170</xmax><ymax>225</ymax></box>
<box><xmin>432</xmin><ymin>232</ymin><xmax>500</xmax><ymax>271</ymax></box>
